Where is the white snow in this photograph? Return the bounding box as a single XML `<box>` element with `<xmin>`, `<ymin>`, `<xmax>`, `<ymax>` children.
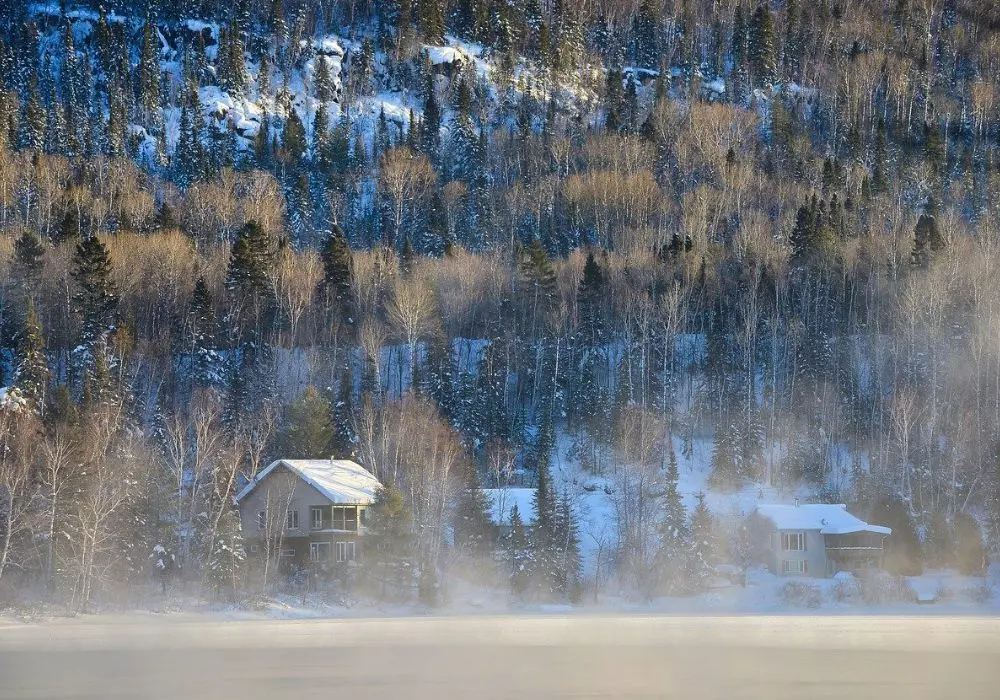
<box><xmin>755</xmin><ymin>503</ymin><xmax>891</xmax><ymax>535</ymax></box>
<box><xmin>0</xmin><ymin>387</ymin><xmax>27</xmax><ymax>412</ymax></box>
<box><xmin>235</xmin><ymin>459</ymin><xmax>382</xmax><ymax>505</ymax></box>
<box><xmin>704</xmin><ymin>77</ymin><xmax>726</xmax><ymax>94</ymax></box>
<box><xmin>482</xmin><ymin>488</ymin><xmax>538</xmax><ymax>526</ymax></box>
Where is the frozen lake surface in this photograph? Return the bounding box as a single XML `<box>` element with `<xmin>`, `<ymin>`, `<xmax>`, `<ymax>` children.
<box><xmin>1</xmin><ymin>614</ymin><xmax>999</xmax><ymax>698</ymax></box>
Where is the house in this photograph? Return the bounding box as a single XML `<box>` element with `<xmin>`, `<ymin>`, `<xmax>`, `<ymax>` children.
<box><xmin>749</xmin><ymin>503</ymin><xmax>891</xmax><ymax>577</ymax></box>
<box><xmin>235</xmin><ymin>459</ymin><xmax>381</xmax><ymax>567</ymax></box>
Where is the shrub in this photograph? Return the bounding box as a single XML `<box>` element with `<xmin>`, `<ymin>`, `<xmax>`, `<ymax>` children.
<box><xmin>858</xmin><ymin>571</ymin><xmax>915</xmax><ymax>604</ymax></box>
<box><xmin>778</xmin><ymin>581</ymin><xmax>822</xmax><ymax>608</ymax></box>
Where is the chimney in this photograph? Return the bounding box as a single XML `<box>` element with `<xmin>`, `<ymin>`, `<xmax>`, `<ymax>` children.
<box><xmin>794</xmin><ymin>498</ymin><xmax>800</xmax><ymax>507</ymax></box>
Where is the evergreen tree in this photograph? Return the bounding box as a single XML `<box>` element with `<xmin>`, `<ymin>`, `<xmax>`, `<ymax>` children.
<box><xmin>138</xmin><ymin>17</ymin><xmax>161</xmax><ymax>123</ymax></box>
<box><xmin>13</xmin><ymin>300</ymin><xmax>50</xmax><ymax>413</ymax></box>
<box><xmin>631</xmin><ymin>0</ymin><xmax>659</xmax><ymax>70</ymax></box>
<box><xmin>185</xmin><ymin>276</ymin><xmax>221</xmax><ymax>388</ymax></box>
<box><xmin>365</xmin><ymin>484</ymin><xmax>415</xmax><ymax>600</ymax></box>
<box><xmin>417</xmin><ymin>0</ymin><xmax>445</xmax><ymax>43</ymax></box>
<box><xmin>731</xmin><ymin>5</ymin><xmax>750</xmax><ymax>106</ymax></box>
<box><xmin>281</xmin><ymin>385</ymin><xmax>334</xmax><ymax>457</ymax></box>
<box><xmin>924</xmin><ymin>509</ymin><xmax>955</xmax><ymax>569</ymax></box>
<box><xmin>313</xmin><ymin>56</ymin><xmax>335</xmax><ymax>102</ymax></box>
<box><xmin>318</xmin><ymin>224</ymin><xmax>354</xmax><ymax>320</ymax></box>
<box><xmin>71</xmin><ymin>235</ymin><xmax>118</xmax><ymax>346</ymax></box>
<box><xmin>749</xmin><ymin>4</ymin><xmax>777</xmax><ymax>87</ymax></box>
<box><xmin>553</xmin><ymin>490</ymin><xmax>581</xmax><ymax>599</ymax></box>
<box><xmin>453</xmin><ymin>464</ymin><xmax>494</xmax><ymax>557</ymax></box>
<box><xmin>19</xmin><ymin>77</ymin><xmax>46</xmax><ymax>152</ymax></box>
<box><xmin>953</xmin><ymin>512</ymin><xmax>986</xmax><ymax>575</ymax></box>
<box><xmin>11</xmin><ymin>229</ymin><xmax>45</xmax><ymax>290</ymax></box>
<box><xmin>872</xmin><ymin>498</ymin><xmax>923</xmax><ymax>576</ymax></box>
<box><xmin>421</xmin><ymin>73</ymin><xmax>441</xmax><ymax>164</ymax></box>
<box><xmin>204</xmin><ymin>506</ymin><xmax>245</xmax><ymax>602</ymax></box>
<box><xmin>226</xmin><ymin>220</ymin><xmax>276</xmax><ymax>310</ymax></box>
<box><xmin>576</xmin><ymin>251</ymin><xmax>604</xmax><ymax>348</ymax></box>
<box><xmin>507</xmin><ymin>503</ymin><xmax>531</xmax><ymax>598</ymax></box>
<box><xmin>912</xmin><ymin>196</ymin><xmax>945</xmax><ymax>266</ymax></box>
<box><xmin>331</xmin><ymin>368</ymin><xmax>356</xmax><ymax>457</ymax></box>
<box><xmin>282</xmin><ymin>109</ymin><xmax>307</xmax><ymax>160</ymax></box>
<box><xmin>686</xmin><ymin>493</ymin><xmax>716</xmax><ymax>592</ymax></box>
<box><xmin>656</xmin><ymin>438</ymin><xmax>688</xmax><ymax>592</ymax></box>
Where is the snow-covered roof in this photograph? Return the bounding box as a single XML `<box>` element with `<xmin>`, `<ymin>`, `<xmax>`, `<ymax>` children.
<box><xmin>481</xmin><ymin>488</ymin><xmax>537</xmax><ymax>526</ymax></box>
<box><xmin>236</xmin><ymin>459</ymin><xmax>381</xmax><ymax>506</ymax></box>
<box><xmin>755</xmin><ymin>504</ymin><xmax>891</xmax><ymax>536</ymax></box>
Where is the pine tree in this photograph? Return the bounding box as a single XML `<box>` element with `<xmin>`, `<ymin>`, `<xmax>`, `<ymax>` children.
<box><xmin>576</xmin><ymin>251</ymin><xmax>604</xmax><ymax>348</ymax></box>
<box><xmin>313</xmin><ymin>56</ymin><xmax>335</xmax><ymax>102</ymax></box>
<box><xmin>686</xmin><ymin>493</ymin><xmax>716</xmax><ymax>592</ymax></box>
<box><xmin>19</xmin><ymin>77</ymin><xmax>46</xmax><ymax>152</ymax></box>
<box><xmin>553</xmin><ymin>490</ymin><xmax>581</xmax><ymax>599</ymax></box>
<box><xmin>366</xmin><ymin>484</ymin><xmax>415</xmax><ymax>600</ymax></box>
<box><xmin>185</xmin><ymin>276</ymin><xmax>221</xmax><ymax>388</ymax></box>
<box><xmin>731</xmin><ymin>5</ymin><xmax>750</xmax><ymax>106</ymax></box>
<box><xmin>138</xmin><ymin>17</ymin><xmax>161</xmax><ymax>123</ymax></box>
<box><xmin>530</xmin><ymin>445</ymin><xmax>561</xmax><ymax>598</ymax></box>
<box><xmin>631</xmin><ymin>0</ymin><xmax>659</xmax><ymax>70</ymax></box>
<box><xmin>11</xmin><ymin>229</ymin><xmax>45</xmax><ymax>289</ymax></box>
<box><xmin>421</xmin><ymin>73</ymin><xmax>441</xmax><ymax>164</ymax></box>
<box><xmin>204</xmin><ymin>506</ymin><xmax>245</xmax><ymax>602</ymax></box>
<box><xmin>71</xmin><ymin>235</ymin><xmax>118</xmax><ymax>347</ymax></box>
<box><xmin>453</xmin><ymin>464</ymin><xmax>494</xmax><ymax>557</ymax></box>
<box><xmin>331</xmin><ymin>367</ymin><xmax>356</xmax><ymax>456</ymax></box>
<box><xmin>318</xmin><ymin>224</ymin><xmax>354</xmax><ymax>321</ymax></box>
<box><xmin>953</xmin><ymin>512</ymin><xmax>986</xmax><ymax>575</ymax></box>
<box><xmin>13</xmin><ymin>300</ymin><xmax>50</xmax><ymax>413</ymax></box>
<box><xmin>507</xmin><ymin>503</ymin><xmax>531</xmax><ymax>598</ymax></box>
<box><xmin>656</xmin><ymin>438</ymin><xmax>688</xmax><ymax>593</ymax></box>
<box><xmin>749</xmin><ymin>4</ymin><xmax>777</xmax><ymax>87</ymax></box>
<box><xmin>281</xmin><ymin>385</ymin><xmax>334</xmax><ymax>457</ymax></box>
<box><xmin>282</xmin><ymin>109</ymin><xmax>307</xmax><ymax>160</ymax></box>
<box><xmin>417</xmin><ymin>0</ymin><xmax>445</xmax><ymax>43</ymax></box>
<box><xmin>226</xmin><ymin>220</ymin><xmax>276</xmax><ymax>308</ymax></box>
<box><xmin>912</xmin><ymin>196</ymin><xmax>945</xmax><ymax>266</ymax></box>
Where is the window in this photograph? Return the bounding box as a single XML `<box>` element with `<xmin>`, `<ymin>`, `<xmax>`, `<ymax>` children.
<box><xmin>331</xmin><ymin>506</ymin><xmax>358</xmax><ymax>531</ymax></box>
<box><xmin>310</xmin><ymin>541</ymin><xmax>331</xmax><ymax>562</ymax></box>
<box><xmin>286</xmin><ymin>509</ymin><xmax>299</xmax><ymax>530</ymax></box>
<box><xmin>336</xmin><ymin>541</ymin><xmax>356</xmax><ymax>562</ymax></box>
<box><xmin>257</xmin><ymin>510</ymin><xmax>266</xmax><ymax>530</ymax></box>
<box><xmin>781</xmin><ymin>532</ymin><xmax>806</xmax><ymax>551</ymax></box>
<box><xmin>280</xmin><ymin>548</ymin><xmax>296</xmax><ymax>558</ymax></box>
<box><xmin>311</xmin><ymin>506</ymin><xmax>324</xmax><ymax>530</ymax></box>
<box><xmin>782</xmin><ymin>559</ymin><xmax>808</xmax><ymax>575</ymax></box>
<box><xmin>248</xmin><ymin>544</ymin><xmax>259</xmax><ymax>554</ymax></box>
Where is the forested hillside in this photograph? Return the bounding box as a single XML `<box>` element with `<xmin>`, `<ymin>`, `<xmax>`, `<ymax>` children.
<box><xmin>0</xmin><ymin>0</ymin><xmax>998</xmax><ymax>608</ymax></box>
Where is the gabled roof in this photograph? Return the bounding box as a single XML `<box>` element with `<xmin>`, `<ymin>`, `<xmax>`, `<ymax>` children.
<box><xmin>481</xmin><ymin>488</ymin><xmax>538</xmax><ymax>526</ymax></box>
<box><xmin>235</xmin><ymin>459</ymin><xmax>381</xmax><ymax>506</ymax></box>
<box><xmin>755</xmin><ymin>503</ymin><xmax>891</xmax><ymax>536</ymax></box>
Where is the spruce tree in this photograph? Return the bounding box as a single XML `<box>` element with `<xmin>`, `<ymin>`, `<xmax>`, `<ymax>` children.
<box><xmin>686</xmin><ymin>493</ymin><xmax>716</xmax><ymax>592</ymax></box>
<box><xmin>185</xmin><ymin>276</ymin><xmax>220</xmax><ymax>388</ymax></box>
<box><xmin>749</xmin><ymin>4</ymin><xmax>777</xmax><ymax>87</ymax></box>
<box><xmin>332</xmin><ymin>368</ymin><xmax>357</xmax><ymax>456</ymax></box>
<box><xmin>421</xmin><ymin>73</ymin><xmax>441</xmax><ymax>163</ymax></box>
<box><xmin>953</xmin><ymin>512</ymin><xmax>986</xmax><ymax>575</ymax></box>
<box><xmin>11</xmin><ymin>229</ymin><xmax>45</xmax><ymax>290</ymax></box>
<box><xmin>318</xmin><ymin>224</ymin><xmax>354</xmax><ymax>320</ymax></box>
<box><xmin>13</xmin><ymin>300</ymin><xmax>50</xmax><ymax>413</ymax></box>
<box><xmin>226</xmin><ymin>220</ymin><xmax>276</xmax><ymax>308</ymax></box>
<box><xmin>138</xmin><ymin>17</ymin><xmax>161</xmax><ymax>123</ymax></box>
<box><xmin>366</xmin><ymin>484</ymin><xmax>415</xmax><ymax>600</ymax></box>
<box><xmin>282</xmin><ymin>109</ymin><xmax>307</xmax><ymax>160</ymax></box>
<box><xmin>281</xmin><ymin>385</ymin><xmax>334</xmax><ymax>457</ymax></box>
<box><xmin>731</xmin><ymin>5</ymin><xmax>750</xmax><ymax>106</ymax></box>
<box><xmin>912</xmin><ymin>196</ymin><xmax>945</xmax><ymax>266</ymax></box>
<box><xmin>631</xmin><ymin>0</ymin><xmax>659</xmax><ymax>70</ymax></box>
<box><xmin>19</xmin><ymin>77</ymin><xmax>46</xmax><ymax>152</ymax></box>
<box><xmin>576</xmin><ymin>251</ymin><xmax>604</xmax><ymax>348</ymax></box>
<box><xmin>205</xmin><ymin>506</ymin><xmax>245</xmax><ymax>602</ymax></box>
<box><xmin>656</xmin><ymin>438</ymin><xmax>688</xmax><ymax>592</ymax></box>
<box><xmin>71</xmin><ymin>235</ymin><xmax>118</xmax><ymax>346</ymax></box>
<box><xmin>314</xmin><ymin>56</ymin><xmax>335</xmax><ymax>102</ymax></box>
<box><xmin>507</xmin><ymin>503</ymin><xmax>531</xmax><ymax>598</ymax></box>
<box><xmin>453</xmin><ymin>464</ymin><xmax>494</xmax><ymax>557</ymax></box>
